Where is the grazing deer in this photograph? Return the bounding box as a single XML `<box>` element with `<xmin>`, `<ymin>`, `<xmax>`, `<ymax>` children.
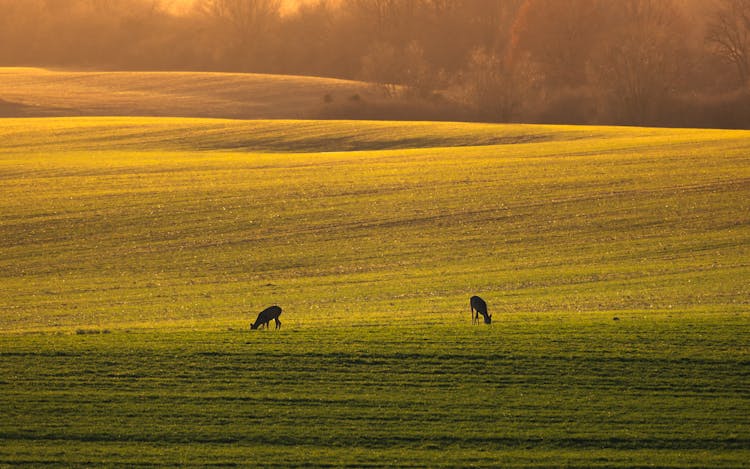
<box><xmin>470</xmin><ymin>296</ymin><xmax>492</xmax><ymax>325</ymax></box>
<box><xmin>250</xmin><ymin>305</ymin><xmax>282</xmax><ymax>330</ymax></box>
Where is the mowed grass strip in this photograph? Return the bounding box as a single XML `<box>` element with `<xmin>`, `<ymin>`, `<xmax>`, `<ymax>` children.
<box><xmin>0</xmin><ymin>118</ymin><xmax>747</xmax><ymax>331</ymax></box>
<box><xmin>2</xmin><ymin>315</ymin><xmax>749</xmax><ymax>467</ymax></box>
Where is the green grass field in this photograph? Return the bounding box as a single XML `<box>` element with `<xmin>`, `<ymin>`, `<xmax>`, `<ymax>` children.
<box><xmin>1</xmin><ymin>117</ymin><xmax>749</xmax><ymax>466</ymax></box>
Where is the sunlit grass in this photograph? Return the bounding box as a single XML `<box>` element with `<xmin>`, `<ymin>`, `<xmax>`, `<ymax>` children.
<box><xmin>1</xmin><ymin>117</ymin><xmax>748</xmax><ymax>467</ymax></box>
<box><xmin>1</xmin><ymin>118</ymin><xmax>747</xmax><ymax>332</ymax></box>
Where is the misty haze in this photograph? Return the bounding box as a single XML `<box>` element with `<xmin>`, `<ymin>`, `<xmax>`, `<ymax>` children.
<box><xmin>1</xmin><ymin>0</ymin><xmax>749</xmax><ymax>127</ymax></box>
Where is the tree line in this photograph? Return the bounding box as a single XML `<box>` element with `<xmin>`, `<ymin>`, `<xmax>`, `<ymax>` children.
<box><xmin>2</xmin><ymin>0</ymin><xmax>749</xmax><ymax>128</ymax></box>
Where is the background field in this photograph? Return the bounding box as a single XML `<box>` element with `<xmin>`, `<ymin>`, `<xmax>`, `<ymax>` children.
<box><xmin>1</xmin><ymin>117</ymin><xmax>749</xmax><ymax>466</ymax></box>
<box><xmin>0</xmin><ymin>68</ymin><xmax>373</xmax><ymax>119</ymax></box>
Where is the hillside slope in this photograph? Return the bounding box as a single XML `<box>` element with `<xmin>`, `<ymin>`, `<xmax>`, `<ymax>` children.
<box><xmin>0</xmin><ymin>67</ymin><xmax>373</xmax><ymax>119</ymax></box>
<box><xmin>1</xmin><ymin>117</ymin><xmax>748</xmax><ymax>331</ymax></box>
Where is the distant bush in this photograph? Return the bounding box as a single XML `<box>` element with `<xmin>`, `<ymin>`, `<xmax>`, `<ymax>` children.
<box><xmin>0</xmin><ymin>98</ymin><xmax>28</xmax><ymax>117</ymax></box>
<box><xmin>532</xmin><ymin>87</ymin><xmax>601</xmax><ymax>125</ymax></box>
<box><xmin>526</xmin><ymin>86</ymin><xmax>750</xmax><ymax>129</ymax></box>
<box><xmin>663</xmin><ymin>89</ymin><xmax>750</xmax><ymax>129</ymax></box>
<box><xmin>75</xmin><ymin>328</ymin><xmax>111</xmax><ymax>335</ymax></box>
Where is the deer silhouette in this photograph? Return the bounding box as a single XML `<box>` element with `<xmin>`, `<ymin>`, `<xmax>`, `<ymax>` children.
<box><xmin>470</xmin><ymin>296</ymin><xmax>491</xmax><ymax>325</ymax></box>
<box><xmin>250</xmin><ymin>305</ymin><xmax>282</xmax><ymax>330</ymax></box>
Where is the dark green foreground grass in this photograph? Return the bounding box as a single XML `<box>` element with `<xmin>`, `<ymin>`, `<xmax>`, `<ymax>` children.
<box><xmin>2</xmin><ymin>313</ymin><xmax>748</xmax><ymax>467</ymax></box>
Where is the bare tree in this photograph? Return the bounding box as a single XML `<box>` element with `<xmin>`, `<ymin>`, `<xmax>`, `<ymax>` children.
<box><xmin>359</xmin><ymin>41</ymin><xmax>401</xmax><ymax>96</ymax></box>
<box><xmin>350</xmin><ymin>0</ymin><xmax>418</xmax><ymax>42</ymax></box>
<box><xmin>591</xmin><ymin>0</ymin><xmax>687</xmax><ymax>124</ymax></box>
<box><xmin>197</xmin><ymin>0</ymin><xmax>282</xmax><ymax>70</ymax></box>
<box><xmin>459</xmin><ymin>0</ymin><xmax>525</xmax><ymax>53</ymax></box>
<box><xmin>707</xmin><ymin>0</ymin><xmax>750</xmax><ymax>86</ymax></box>
<box><xmin>461</xmin><ymin>46</ymin><xmax>538</xmax><ymax>122</ymax></box>
<box><xmin>511</xmin><ymin>0</ymin><xmax>609</xmax><ymax>89</ymax></box>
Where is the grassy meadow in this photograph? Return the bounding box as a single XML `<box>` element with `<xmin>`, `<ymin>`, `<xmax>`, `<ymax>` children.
<box><xmin>1</xmin><ymin>117</ymin><xmax>749</xmax><ymax>466</ymax></box>
<box><xmin>0</xmin><ymin>68</ymin><xmax>372</xmax><ymax>119</ymax></box>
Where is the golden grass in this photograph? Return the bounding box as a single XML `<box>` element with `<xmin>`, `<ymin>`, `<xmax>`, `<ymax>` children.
<box><xmin>1</xmin><ymin>117</ymin><xmax>748</xmax><ymax>332</ymax></box>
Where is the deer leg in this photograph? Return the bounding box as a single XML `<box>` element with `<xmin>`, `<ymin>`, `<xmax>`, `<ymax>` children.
<box><xmin>274</xmin><ymin>318</ymin><xmax>281</xmax><ymax>329</ymax></box>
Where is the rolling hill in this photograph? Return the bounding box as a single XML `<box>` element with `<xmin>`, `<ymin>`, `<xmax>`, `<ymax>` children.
<box><xmin>0</xmin><ymin>67</ymin><xmax>375</xmax><ymax>119</ymax></box>
<box><xmin>1</xmin><ymin>117</ymin><xmax>748</xmax><ymax>331</ymax></box>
